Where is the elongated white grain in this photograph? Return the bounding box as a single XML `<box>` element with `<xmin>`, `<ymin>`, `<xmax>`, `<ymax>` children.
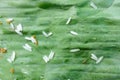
<box><xmin>23</xmin><ymin>44</ymin><xmax>32</xmax><ymax>52</ymax></box>
<box><xmin>43</xmin><ymin>55</ymin><xmax>49</xmax><ymax>63</ymax></box>
<box><xmin>15</xmin><ymin>29</ymin><xmax>23</xmax><ymax>35</ymax></box>
<box><xmin>16</xmin><ymin>24</ymin><xmax>22</xmax><ymax>31</ymax></box>
<box><xmin>25</xmin><ymin>37</ymin><xmax>32</xmax><ymax>41</ymax></box>
<box><xmin>96</xmin><ymin>56</ymin><xmax>104</xmax><ymax>64</ymax></box>
<box><xmin>66</xmin><ymin>17</ymin><xmax>71</xmax><ymax>24</ymax></box>
<box><xmin>91</xmin><ymin>54</ymin><xmax>98</xmax><ymax>61</ymax></box>
<box><xmin>70</xmin><ymin>31</ymin><xmax>78</xmax><ymax>35</ymax></box>
<box><xmin>42</xmin><ymin>31</ymin><xmax>53</xmax><ymax>37</ymax></box>
<box><xmin>7</xmin><ymin>51</ymin><xmax>16</xmax><ymax>63</ymax></box>
<box><xmin>25</xmin><ymin>36</ymin><xmax>37</xmax><ymax>45</ymax></box>
<box><xmin>25</xmin><ymin>44</ymin><xmax>31</xmax><ymax>49</ymax></box>
<box><xmin>23</xmin><ymin>46</ymin><xmax>32</xmax><ymax>52</ymax></box>
<box><xmin>42</xmin><ymin>31</ymin><xmax>48</xmax><ymax>37</ymax></box>
<box><xmin>47</xmin><ymin>32</ymin><xmax>53</xmax><ymax>36</ymax></box>
<box><xmin>49</xmin><ymin>51</ymin><xmax>55</xmax><ymax>60</ymax></box>
<box><xmin>90</xmin><ymin>1</ymin><xmax>97</xmax><ymax>9</ymax></box>
<box><xmin>70</xmin><ymin>49</ymin><xmax>80</xmax><ymax>52</ymax></box>
<box><xmin>15</xmin><ymin>23</ymin><xmax>23</xmax><ymax>35</ymax></box>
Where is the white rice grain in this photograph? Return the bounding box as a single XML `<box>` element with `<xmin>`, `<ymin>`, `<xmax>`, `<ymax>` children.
<box><xmin>49</xmin><ymin>51</ymin><xmax>55</xmax><ymax>60</ymax></box>
<box><xmin>90</xmin><ymin>1</ymin><xmax>98</xmax><ymax>9</ymax></box>
<box><xmin>96</xmin><ymin>56</ymin><xmax>104</xmax><ymax>64</ymax></box>
<box><xmin>25</xmin><ymin>36</ymin><xmax>32</xmax><ymax>41</ymax></box>
<box><xmin>66</xmin><ymin>17</ymin><xmax>71</xmax><ymax>24</ymax></box>
<box><xmin>91</xmin><ymin>53</ymin><xmax>98</xmax><ymax>61</ymax></box>
<box><xmin>7</xmin><ymin>51</ymin><xmax>16</xmax><ymax>63</ymax></box>
<box><xmin>15</xmin><ymin>24</ymin><xmax>23</xmax><ymax>35</ymax></box>
<box><xmin>47</xmin><ymin>32</ymin><xmax>53</xmax><ymax>37</ymax></box>
<box><xmin>70</xmin><ymin>49</ymin><xmax>80</xmax><ymax>53</ymax></box>
<box><xmin>43</xmin><ymin>55</ymin><xmax>49</xmax><ymax>63</ymax></box>
<box><xmin>23</xmin><ymin>44</ymin><xmax>32</xmax><ymax>52</ymax></box>
<box><xmin>70</xmin><ymin>31</ymin><xmax>78</xmax><ymax>35</ymax></box>
<box><xmin>42</xmin><ymin>31</ymin><xmax>53</xmax><ymax>37</ymax></box>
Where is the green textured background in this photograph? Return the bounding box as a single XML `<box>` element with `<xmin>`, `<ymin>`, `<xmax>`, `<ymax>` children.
<box><xmin>0</xmin><ymin>0</ymin><xmax>120</xmax><ymax>80</ymax></box>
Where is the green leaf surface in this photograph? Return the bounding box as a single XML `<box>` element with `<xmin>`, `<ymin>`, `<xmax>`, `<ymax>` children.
<box><xmin>0</xmin><ymin>0</ymin><xmax>120</xmax><ymax>80</ymax></box>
